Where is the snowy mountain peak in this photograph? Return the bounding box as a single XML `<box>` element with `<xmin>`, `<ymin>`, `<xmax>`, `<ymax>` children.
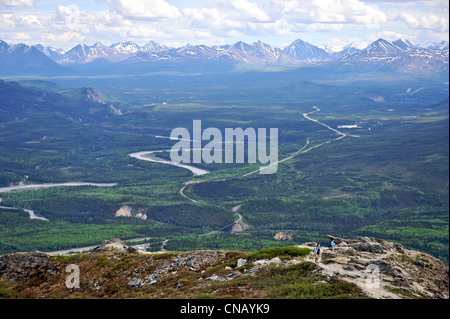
<box><xmin>283</xmin><ymin>39</ymin><xmax>330</xmax><ymax>62</ymax></box>
<box><xmin>8</xmin><ymin>37</ymin><xmax>446</xmax><ymax>72</ymax></box>
<box><xmin>110</xmin><ymin>41</ymin><xmax>140</xmax><ymax>53</ymax></box>
<box><xmin>365</xmin><ymin>38</ymin><xmax>400</xmax><ymax>53</ymax></box>
<box><xmin>233</xmin><ymin>41</ymin><xmax>253</xmax><ymax>52</ymax></box>
<box><xmin>318</xmin><ymin>44</ymin><xmax>338</xmax><ymax>54</ymax></box>
<box><xmin>34</xmin><ymin>44</ymin><xmax>66</xmax><ymax>60</ymax></box>
<box><xmin>57</xmin><ymin>42</ymin><xmax>120</xmax><ymax>65</ymax></box>
<box><xmin>427</xmin><ymin>41</ymin><xmax>449</xmax><ymax>50</ymax></box>
<box><xmin>392</xmin><ymin>38</ymin><xmax>415</xmax><ymax>51</ymax></box>
<box><xmin>141</xmin><ymin>40</ymin><xmax>168</xmax><ymax>53</ymax></box>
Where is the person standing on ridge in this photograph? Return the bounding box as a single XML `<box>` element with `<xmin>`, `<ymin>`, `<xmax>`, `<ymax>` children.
<box><xmin>314</xmin><ymin>244</ymin><xmax>322</xmax><ymax>263</ymax></box>
<box><xmin>330</xmin><ymin>239</ymin><xmax>335</xmax><ymax>251</ymax></box>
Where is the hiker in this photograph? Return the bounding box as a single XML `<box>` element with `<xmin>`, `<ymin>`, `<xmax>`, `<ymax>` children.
<box><xmin>314</xmin><ymin>244</ymin><xmax>322</xmax><ymax>263</ymax></box>
<box><xmin>330</xmin><ymin>239</ymin><xmax>335</xmax><ymax>251</ymax></box>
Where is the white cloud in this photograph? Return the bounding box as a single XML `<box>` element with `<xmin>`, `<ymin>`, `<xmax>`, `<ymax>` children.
<box><xmin>0</xmin><ymin>13</ymin><xmax>15</xmax><ymax>30</ymax></box>
<box><xmin>182</xmin><ymin>0</ymin><xmax>386</xmax><ymax>38</ymax></box>
<box><xmin>398</xmin><ymin>13</ymin><xmax>448</xmax><ymax>31</ymax></box>
<box><xmin>183</xmin><ymin>7</ymin><xmax>244</xmax><ymax>31</ymax></box>
<box><xmin>306</xmin><ymin>23</ymin><xmax>344</xmax><ymax>32</ymax></box>
<box><xmin>204</xmin><ymin>0</ymin><xmax>271</xmax><ymax>22</ymax></box>
<box><xmin>398</xmin><ymin>13</ymin><xmax>420</xmax><ymax>28</ymax></box>
<box><xmin>247</xmin><ymin>17</ymin><xmax>292</xmax><ymax>35</ymax></box>
<box><xmin>0</xmin><ymin>0</ymin><xmax>34</xmax><ymax>7</ymax></box>
<box><xmin>11</xmin><ymin>31</ymin><xmax>30</xmax><ymax>39</ymax></box>
<box><xmin>0</xmin><ymin>0</ymin><xmax>447</xmax><ymax>49</ymax></box>
<box><xmin>127</xmin><ymin>25</ymin><xmax>168</xmax><ymax>39</ymax></box>
<box><xmin>0</xmin><ymin>12</ymin><xmax>42</xmax><ymax>32</ymax></box>
<box><xmin>15</xmin><ymin>14</ymin><xmax>42</xmax><ymax>28</ymax></box>
<box><xmin>99</xmin><ymin>0</ymin><xmax>181</xmax><ymax>20</ymax></box>
<box><xmin>43</xmin><ymin>31</ymin><xmax>85</xmax><ymax>44</ymax></box>
<box><xmin>227</xmin><ymin>0</ymin><xmax>271</xmax><ymax>22</ymax></box>
<box><xmin>266</xmin><ymin>0</ymin><xmax>387</xmax><ymax>25</ymax></box>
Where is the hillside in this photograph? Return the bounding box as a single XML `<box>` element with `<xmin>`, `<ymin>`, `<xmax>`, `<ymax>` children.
<box><xmin>0</xmin><ymin>80</ymin><xmax>120</xmax><ymax>123</ymax></box>
<box><xmin>0</xmin><ymin>236</ymin><xmax>448</xmax><ymax>300</ymax></box>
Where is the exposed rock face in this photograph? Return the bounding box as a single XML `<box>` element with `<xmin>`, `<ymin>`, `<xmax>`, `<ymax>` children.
<box><xmin>230</xmin><ymin>222</ymin><xmax>245</xmax><ymax>233</ymax></box>
<box><xmin>115</xmin><ymin>206</ymin><xmax>147</xmax><ymax>220</ymax></box>
<box><xmin>115</xmin><ymin>206</ymin><xmax>132</xmax><ymax>217</ymax></box>
<box><xmin>274</xmin><ymin>232</ymin><xmax>294</xmax><ymax>241</ymax></box>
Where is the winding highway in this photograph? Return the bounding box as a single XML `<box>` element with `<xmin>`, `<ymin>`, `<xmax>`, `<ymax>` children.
<box><xmin>176</xmin><ymin>105</ymin><xmax>357</xmax><ymax>202</ymax></box>
<box><xmin>128</xmin><ymin>105</ymin><xmax>359</xmax><ymax>232</ymax></box>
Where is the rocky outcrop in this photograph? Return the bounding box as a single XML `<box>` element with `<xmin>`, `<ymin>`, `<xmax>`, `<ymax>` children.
<box><xmin>91</xmin><ymin>238</ymin><xmax>148</xmax><ymax>254</ymax></box>
<box><xmin>115</xmin><ymin>206</ymin><xmax>147</xmax><ymax>220</ymax></box>
<box><xmin>126</xmin><ymin>250</ymin><xmax>226</xmax><ymax>288</ymax></box>
<box><xmin>319</xmin><ymin>235</ymin><xmax>449</xmax><ymax>299</ymax></box>
<box><xmin>230</xmin><ymin>222</ymin><xmax>245</xmax><ymax>233</ymax></box>
<box><xmin>274</xmin><ymin>232</ymin><xmax>294</xmax><ymax>241</ymax></box>
<box><xmin>0</xmin><ymin>251</ymin><xmax>55</xmax><ymax>281</ymax></box>
<box><xmin>114</xmin><ymin>206</ymin><xmax>132</xmax><ymax>217</ymax></box>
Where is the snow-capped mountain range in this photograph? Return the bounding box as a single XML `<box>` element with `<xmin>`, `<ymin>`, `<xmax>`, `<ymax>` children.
<box><xmin>340</xmin><ymin>38</ymin><xmax>449</xmax><ymax>72</ymax></box>
<box><xmin>1</xmin><ymin>37</ymin><xmax>448</xmax><ymax>74</ymax></box>
<box><xmin>0</xmin><ymin>40</ymin><xmax>67</xmax><ymax>75</ymax></box>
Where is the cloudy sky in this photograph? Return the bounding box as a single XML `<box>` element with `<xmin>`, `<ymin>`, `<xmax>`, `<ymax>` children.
<box><xmin>0</xmin><ymin>0</ymin><xmax>448</xmax><ymax>50</ymax></box>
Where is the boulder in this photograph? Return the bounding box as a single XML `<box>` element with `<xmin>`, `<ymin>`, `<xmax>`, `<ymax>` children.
<box><xmin>351</xmin><ymin>243</ymin><xmax>384</xmax><ymax>254</ymax></box>
<box><xmin>127</xmin><ymin>278</ymin><xmax>144</xmax><ymax>288</ymax></box>
<box><xmin>327</xmin><ymin>235</ymin><xmax>345</xmax><ymax>245</ymax></box>
<box><xmin>236</xmin><ymin>258</ymin><xmax>247</xmax><ymax>268</ymax></box>
<box><xmin>205</xmin><ymin>274</ymin><xmax>228</xmax><ymax>282</ymax></box>
<box><xmin>394</xmin><ymin>243</ymin><xmax>406</xmax><ymax>254</ymax></box>
<box><xmin>254</xmin><ymin>257</ymin><xmax>282</xmax><ymax>265</ymax></box>
<box><xmin>368</xmin><ymin>259</ymin><xmax>395</xmax><ymax>274</ymax></box>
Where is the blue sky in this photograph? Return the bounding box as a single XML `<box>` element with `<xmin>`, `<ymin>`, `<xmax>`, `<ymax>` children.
<box><xmin>0</xmin><ymin>0</ymin><xmax>448</xmax><ymax>50</ymax></box>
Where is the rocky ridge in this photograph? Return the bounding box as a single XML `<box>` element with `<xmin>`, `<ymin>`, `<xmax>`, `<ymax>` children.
<box><xmin>313</xmin><ymin>235</ymin><xmax>448</xmax><ymax>299</ymax></box>
<box><xmin>0</xmin><ymin>237</ymin><xmax>448</xmax><ymax>299</ymax></box>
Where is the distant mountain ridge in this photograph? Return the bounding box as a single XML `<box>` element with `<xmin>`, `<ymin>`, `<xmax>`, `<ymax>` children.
<box><xmin>1</xmin><ymin>37</ymin><xmax>448</xmax><ymax>75</ymax></box>
<box><xmin>340</xmin><ymin>38</ymin><xmax>448</xmax><ymax>72</ymax></box>
<box><xmin>0</xmin><ymin>40</ymin><xmax>68</xmax><ymax>75</ymax></box>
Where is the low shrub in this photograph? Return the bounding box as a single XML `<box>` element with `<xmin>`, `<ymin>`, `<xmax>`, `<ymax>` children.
<box><xmin>248</xmin><ymin>246</ymin><xmax>311</xmax><ymax>260</ymax></box>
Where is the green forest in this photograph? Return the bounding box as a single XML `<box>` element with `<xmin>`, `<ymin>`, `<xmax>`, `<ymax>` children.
<box><xmin>0</xmin><ymin>72</ymin><xmax>448</xmax><ymax>262</ymax></box>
